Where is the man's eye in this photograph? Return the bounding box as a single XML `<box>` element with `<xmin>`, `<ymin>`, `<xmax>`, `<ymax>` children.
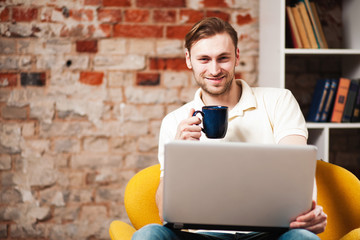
<box><xmin>199</xmin><ymin>58</ymin><xmax>209</xmax><ymax>62</ymax></box>
<box><xmin>218</xmin><ymin>57</ymin><xmax>229</xmax><ymax>62</ymax></box>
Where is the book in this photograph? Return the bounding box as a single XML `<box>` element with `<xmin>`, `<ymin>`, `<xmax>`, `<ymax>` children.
<box><xmin>342</xmin><ymin>79</ymin><xmax>359</xmax><ymax>122</ymax></box>
<box><xmin>351</xmin><ymin>80</ymin><xmax>360</xmax><ymax>122</ymax></box>
<box><xmin>330</xmin><ymin>78</ymin><xmax>351</xmax><ymax>123</ymax></box>
<box><xmin>291</xmin><ymin>4</ymin><xmax>310</xmax><ymax>48</ymax></box>
<box><xmin>301</xmin><ymin>0</ymin><xmax>323</xmax><ymax>48</ymax></box>
<box><xmin>310</xmin><ymin>1</ymin><xmax>328</xmax><ymax>49</ymax></box>
<box><xmin>286</xmin><ymin>6</ymin><xmax>303</xmax><ymax>48</ymax></box>
<box><xmin>320</xmin><ymin>79</ymin><xmax>338</xmax><ymax>122</ymax></box>
<box><xmin>307</xmin><ymin>79</ymin><xmax>331</xmax><ymax>122</ymax></box>
<box><xmin>298</xmin><ymin>1</ymin><xmax>318</xmax><ymax>48</ymax></box>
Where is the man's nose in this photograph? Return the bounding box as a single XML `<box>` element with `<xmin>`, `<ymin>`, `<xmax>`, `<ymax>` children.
<box><xmin>209</xmin><ymin>61</ymin><xmax>221</xmax><ymax>76</ymax></box>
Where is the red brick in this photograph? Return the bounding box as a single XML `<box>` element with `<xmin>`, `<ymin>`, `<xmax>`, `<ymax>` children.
<box><xmin>124</xmin><ymin>9</ymin><xmax>149</xmax><ymax>23</ymax></box>
<box><xmin>150</xmin><ymin>58</ymin><xmax>188</xmax><ymax>71</ymax></box>
<box><xmin>80</xmin><ymin>72</ymin><xmax>104</xmax><ymax>86</ymax></box>
<box><xmin>206</xmin><ymin>10</ymin><xmax>230</xmax><ymax>22</ymax></box>
<box><xmin>136</xmin><ymin>0</ymin><xmax>185</xmax><ymax>7</ymax></box>
<box><xmin>166</xmin><ymin>25</ymin><xmax>192</xmax><ymax>39</ymax></box>
<box><xmin>154</xmin><ymin>10</ymin><xmax>176</xmax><ymax>23</ymax></box>
<box><xmin>99</xmin><ymin>24</ymin><xmax>112</xmax><ymax>37</ymax></box>
<box><xmin>103</xmin><ymin>0</ymin><xmax>131</xmax><ymax>7</ymax></box>
<box><xmin>0</xmin><ymin>73</ymin><xmax>17</xmax><ymax>87</ymax></box>
<box><xmin>85</xmin><ymin>0</ymin><xmax>102</xmax><ymax>5</ymax></box>
<box><xmin>0</xmin><ymin>7</ymin><xmax>9</xmax><ymax>21</ymax></box>
<box><xmin>70</xmin><ymin>9</ymin><xmax>94</xmax><ymax>21</ymax></box>
<box><xmin>13</xmin><ymin>8</ymin><xmax>38</xmax><ymax>22</ymax></box>
<box><xmin>97</xmin><ymin>9</ymin><xmax>122</xmax><ymax>22</ymax></box>
<box><xmin>180</xmin><ymin>10</ymin><xmax>204</xmax><ymax>23</ymax></box>
<box><xmin>76</xmin><ymin>40</ymin><xmax>98</xmax><ymax>53</ymax></box>
<box><xmin>236</xmin><ymin>14</ymin><xmax>255</xmax><ymax>26</ymax></box>
<box><xmin>61</xmin><ymin>24</ymin><xmax>101</xmax><ymax>38</ymax></box>
<box><xmin>136</xmin><ymin>73</ymin><xmax>160</xmax><ymax>86</ymax></box>
<box><xmin>114</xmin><ymin>24</ymin><xmax>163</xmax><ymax>38</ymax></box>
<box><xmin>203</xmin><ymin>0</ymin><xmax>228</xmax><ymax>8</ymax></box>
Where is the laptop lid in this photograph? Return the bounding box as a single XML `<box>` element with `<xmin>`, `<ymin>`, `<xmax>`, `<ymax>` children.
<box><xmin>163</xmin><ymin>141</ymin><xmax>317</xmax><ymax>232</ymax></box>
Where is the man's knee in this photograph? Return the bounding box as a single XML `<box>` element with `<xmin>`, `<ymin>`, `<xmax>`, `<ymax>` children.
<box><xmin>279</xmin><ymin>229</ymin><xmax>320</xmax><ymax>240</ymax></box>
<box><xmin>132</xmin><ymin>224</ymin><xmax>174</xmax><ymax>240</ymax></box>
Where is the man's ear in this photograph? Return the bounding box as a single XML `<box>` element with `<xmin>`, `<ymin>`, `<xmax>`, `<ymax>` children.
<box><xmin>235</xmin><ymin>48</ymin><xmax>240</xmax><ymax>66</ymax></box>
<box><xmin>185</xmin><ymin>49</ymin><xmax>192</xmax><ymax>69</ymax></box>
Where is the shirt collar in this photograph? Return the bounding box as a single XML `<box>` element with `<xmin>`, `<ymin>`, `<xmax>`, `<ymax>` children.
<box><xmin>193</xmin><ymin>79</ymin><xmax>257</xmax><ymax>118</ymax></box>
<box><xmin>231</xmin><ymin>79</ymin><xmax>257</xmax><ymax>118</ymax></box>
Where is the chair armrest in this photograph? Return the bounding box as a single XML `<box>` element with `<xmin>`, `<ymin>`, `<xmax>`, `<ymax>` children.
<box><xmin>109</xmin><ymin>220</ymin><xmax>136</xmax><ymax>240</ymax></box>
<box><xmin>340</xmin><ymin>228</ymin><xmax>360</xmax><ymax>240</ymax></box>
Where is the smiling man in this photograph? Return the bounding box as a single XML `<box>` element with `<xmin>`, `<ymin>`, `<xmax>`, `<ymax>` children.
<box><xmin>132</xmin><ymin>17</ymin><xmax>327</xmax><ymax>240</ymax></box>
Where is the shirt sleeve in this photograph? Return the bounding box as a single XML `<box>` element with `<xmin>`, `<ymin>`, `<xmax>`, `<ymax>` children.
<box><xmin>158</xmin><ymin>113</ymin><xmax>178</xmax><ymax>177</ymax></box>
<box><xmin>271</xmin><ymin>89</ymin><xmax>308</xmax><ymax>143</ymax></box>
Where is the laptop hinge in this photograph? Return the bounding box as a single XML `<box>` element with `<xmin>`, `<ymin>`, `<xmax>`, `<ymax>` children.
<box><xmin>173</xmin><ymin>223</ymin><xmax>184</xmax><ymax>229</ymax></box>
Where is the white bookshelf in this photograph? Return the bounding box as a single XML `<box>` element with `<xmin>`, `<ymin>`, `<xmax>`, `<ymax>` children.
<box><xmin>259</xmin><ymin>0</ymin><xmax>360</xmax><ymax>162</ymax></box>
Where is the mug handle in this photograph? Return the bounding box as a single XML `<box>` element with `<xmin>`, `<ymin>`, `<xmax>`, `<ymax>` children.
<box><xmin>192</xmin><ymin>110</ymin><xmax>205</xmax><ymax>133</ymax></box>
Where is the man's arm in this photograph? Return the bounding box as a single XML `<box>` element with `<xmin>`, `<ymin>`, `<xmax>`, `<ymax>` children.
<box><xmin>156</xmin><ymin>178</ymin><xmax>164</xmax><ymax>223</ymax></box>
<box><xmin>278</xmin><ymin>135</ymin><xmax>306</xmax><ymax>145</ymax></box>
<box><xmin>279</xmin><ymin>134</ymin><xmax>327</xmax><ymax>234</ymax></box>
<box><xmin>156</xmin><ymin>108</ymin><xmax>202</xmax><ymax>222</ymax></box>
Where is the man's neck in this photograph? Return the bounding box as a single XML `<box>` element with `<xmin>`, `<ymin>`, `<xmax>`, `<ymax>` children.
<box><xmin>201</xmin><ymin>80</ymin><xmax>242</xmax><ymax>110</ymax></box>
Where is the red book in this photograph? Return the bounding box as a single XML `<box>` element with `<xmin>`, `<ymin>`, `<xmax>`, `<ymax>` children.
<box><xmin>330</xmin><ymin>78</ymin><xmax>351</xmax><ymax>122</ymax></box>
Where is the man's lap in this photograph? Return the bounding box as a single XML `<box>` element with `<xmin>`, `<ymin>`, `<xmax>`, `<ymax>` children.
<box><xmin>131</xmin><ymin>224</ymin><xmax>320</xmax><ymax>240</ymax></box>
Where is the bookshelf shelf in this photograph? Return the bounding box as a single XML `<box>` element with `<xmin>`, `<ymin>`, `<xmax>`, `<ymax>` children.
<box><xmin>284</xmin><ymin>49</ymin><xmax>360</xmax><ymax>55</ymax></box>
<box><xmin>259</xmin><ymin>0</ymin><xmax>360</xmax><ymax>172</ymax></box>
<box><xmin>306</xmin><ymin>122</ymin><xmax>360</xmax><ymax>129</ymax></box>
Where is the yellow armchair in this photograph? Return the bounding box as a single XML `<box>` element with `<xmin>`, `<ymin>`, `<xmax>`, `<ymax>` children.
<box><xmin>109</xmin><ymin>164</ymin><xmax>161</xmax><ymax>240</ymax></box>
<box><xmin>316</xmin><ymin>161</ymin><xmax>360</xmax><ymax>240</ymax></box>
<box><xmin>110</xmin><ymin>161</ymin><xmax>360</xmax><ymax>240</ymax></box>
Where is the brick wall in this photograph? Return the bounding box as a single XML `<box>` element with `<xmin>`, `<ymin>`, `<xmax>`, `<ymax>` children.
<box><xmin>0</xmin><ymin>0</ymin><xmax>259</xmax><ymax>239</ymax></box>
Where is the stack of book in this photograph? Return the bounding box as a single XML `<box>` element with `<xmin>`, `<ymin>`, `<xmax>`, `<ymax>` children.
<box><xmin>307</xmin><ymin>78</ymin><xmax>360</xmax><ymax>123</ymax></box>
<box><xmin>286</xmin><ymin>0</ymin><xmax>328</xmax><ymax>49</ymax></box>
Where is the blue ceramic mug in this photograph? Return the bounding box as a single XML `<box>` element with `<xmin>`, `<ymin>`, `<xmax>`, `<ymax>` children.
<box><xmin>193</xmin><ymin>106</ymin><xmax>228</xmax><ymax>139</ymax></box>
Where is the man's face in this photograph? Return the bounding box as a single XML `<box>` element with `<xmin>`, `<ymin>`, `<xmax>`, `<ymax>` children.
<box><xmin>186</xmin><ymin>33</ymin><xmax>240</xmax><ymax>96</ymax></box>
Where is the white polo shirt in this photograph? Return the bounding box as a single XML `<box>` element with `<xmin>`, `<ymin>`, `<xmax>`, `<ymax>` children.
<box><xmin>158</xmin><ymin>79</ymin><xmax>308</xmax><ymax>176</ymax></box>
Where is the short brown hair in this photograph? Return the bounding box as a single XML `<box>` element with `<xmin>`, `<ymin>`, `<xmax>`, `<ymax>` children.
<box><xmin>185</xmin><ymin>17</ymin><xmax>238</xmax><ymax>52</ymax></box>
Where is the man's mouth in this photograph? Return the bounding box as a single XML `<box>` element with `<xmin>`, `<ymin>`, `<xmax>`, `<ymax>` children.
<box><xmin>205</xmin><ymin>76</ymin><xmax>225</xmax><ymax>81</ymax></box>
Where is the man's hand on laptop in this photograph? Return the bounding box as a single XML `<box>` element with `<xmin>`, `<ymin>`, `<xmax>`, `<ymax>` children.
<box><xmin>175</xmin><ymin>108</ymin><xmax>202</xmax><ymax>140</ymax></box>
<box><xmin>290</xmin><ymin>200</ymin><xmax>327</xmax><ymax>234</ymax></box>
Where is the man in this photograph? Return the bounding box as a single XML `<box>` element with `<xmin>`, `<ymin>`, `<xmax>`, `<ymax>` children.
<box><xmin>132</xmin><ymin>17</ymin><xmax>327</xmax><ymax>240</ymax></box>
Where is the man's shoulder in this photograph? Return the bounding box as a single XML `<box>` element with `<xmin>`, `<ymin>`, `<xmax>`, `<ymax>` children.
<box><xmin>251</xmin><ymin>86</ymin><xmax>292</xmax><ymax>99</ymax></box>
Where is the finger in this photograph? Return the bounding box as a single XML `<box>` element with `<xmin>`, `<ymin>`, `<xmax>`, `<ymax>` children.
<box><xmin>181</xmin><ymin>125</ymin><xmax>202</xmax><ymax>134</ymax></box>
<box><xmin>305</xmin><ymin>220</ymin><xmax>327</xmax><ymax>234</ymax></box>
<box><xmin>177</xmin><ymin>124</ymin><xmax>202</xmax><ymax>140</ymax></box>
<box><xmin>296</xmin><ymin>205</ymin><xmax>323</xmax><ymax>222</ymax></box>
<box><xmin>290</xmin><ymin>211</ymin><xmax>327</xmax><ymax>229</ymax></box>
<box><xmin>311</xmin><ymin>200</ymin><xmax>316</xmax><ymax>210</ymax></box>
<box><xmin>189</xmin><ymin>108</ymin><xmax>196</xmax><ymax>117</ymax></box>
<box><xmin>186</xmin><ymin>109</ymin><xmax>202</xmax><ymax>125</ymax></box>
<box><xmin>181</xmin><ymin>130</ymin><xmax>202</xmax><ymax>140</ymax></box>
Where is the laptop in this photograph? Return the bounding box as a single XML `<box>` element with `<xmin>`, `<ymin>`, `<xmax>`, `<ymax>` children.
<box><xmin>163</xmin><ymin>141</ymin><xmax>317</xmax><ymax>232</ymax></box>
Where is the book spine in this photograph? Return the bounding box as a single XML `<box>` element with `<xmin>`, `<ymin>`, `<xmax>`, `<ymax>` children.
<box><xmin>351</xmin><ymin>80</ymin><xmax>360</xmax><ymax>122</ymax></box>
<box><xmin>307</xmin><ymin>79</ymin><xmax>330</xmax><ymax>122</ymax></box>
<box><xmin>298</xmin><ymin>1</ymin><xmax>318</xmax><ymax>48</ymax></box>
<box><xmin>302</xmin><ymin>0</ymin><xmax>322</xmax><ymax>48</ymax></box>
<box><xmin>342</xmin><ymin>80</ymin><xmax>359</xmax><ymax>122</ymax></box>
<box><xmin>310</xmin><ymin>2</ymin><xmax>328</xmax><ymax>48</ymax></box>
<box><xmin>291</xmin><ymin>4</ymin><xmax>310</xmax><ymax>48</ymax></box>
<box><xmin>330</xmin><ymin>78</ymin><xmax>351</xmax><ymax>123</ymax></box>
<box><xmin>286</xmin><ymin>6</ymin><xmax>303</xmax><ymax>48</ymax></box>
<box><xmin>320</xmin><ymin>79</ymin><xmax>338</xmax><ymax>122</ymax></box>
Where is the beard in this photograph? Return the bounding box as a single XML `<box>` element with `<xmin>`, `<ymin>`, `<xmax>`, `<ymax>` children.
<box><xmin>194</xmin><ymin>70</ymin><xmax>235</xmax><ymax>97</ymax></box>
